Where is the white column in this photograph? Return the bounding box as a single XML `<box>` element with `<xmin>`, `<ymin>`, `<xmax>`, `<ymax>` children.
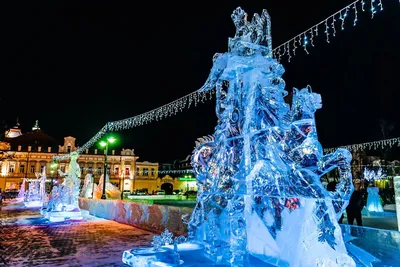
<box><xmin>394</xmin><ymin>176</ymin><xmax>400</xmax><ymax>231</ymax></box>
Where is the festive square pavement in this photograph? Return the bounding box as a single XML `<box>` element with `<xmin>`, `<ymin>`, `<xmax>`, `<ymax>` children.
<box><xmin>0</xmin><ymin>201</ymin><xmax>153</xmax><ymax>267</ymax></box>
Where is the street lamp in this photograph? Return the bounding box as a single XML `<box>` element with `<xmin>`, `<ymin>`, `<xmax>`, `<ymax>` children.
<box><xmin>99</xmin><ymin>136</ymin><xmax>116</xmax><ymax>200</ymax></box>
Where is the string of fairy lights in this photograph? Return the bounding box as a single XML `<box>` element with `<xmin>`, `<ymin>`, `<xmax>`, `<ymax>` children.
<box><xmin>75</xmin><ymin>168</ymin><xmax>194</xmax><ymax>175</ymax></box>
<box><xmin>272</xmin><ymin>0</ymin><xmax>389</xmax><ymax>62</ymax></box>
<box><xmin>53</xmin><ymin>0</ymin><xmax>397</xmax><ymax>161</ymax></box>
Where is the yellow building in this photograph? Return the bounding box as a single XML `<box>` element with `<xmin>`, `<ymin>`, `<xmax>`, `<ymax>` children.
<box><xmin>0</xmin><ymin>120</ymin><xmax>159</xmax><ymax>194</ymax></box>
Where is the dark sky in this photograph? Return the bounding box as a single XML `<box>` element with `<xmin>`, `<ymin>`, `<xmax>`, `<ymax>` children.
<box><xmin>2</xmin><ymin>1</ymin><xmax>400</xmax><ymax>163</ymax></box>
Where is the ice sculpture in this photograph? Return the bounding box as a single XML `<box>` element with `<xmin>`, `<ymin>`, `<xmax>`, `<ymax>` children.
<box><xmin>16</xmin><ymin>178</ymin><xmax>26</xmax><ymax>202</ymax></box>
<box><xmin>364</xmin><ymin>168</ymin><xmax>384</xmax><ymax>213</ymax></box>
<box><xmin>123</xmin><ymin>7</ymin><xmax>356</xmax><ymax>267</ymax></box>
<box><xmin>80</xmin><ymin>173</ymin><xmax>96</xmax><ymax>198</ymax></box>
<box><xmin>93</xmin><ymin>174</ymin><xmax>121</xmax><ymax>200</ymax></box>
<box><xmin>39</xmin><ymin>166</ymin><xmax>48</xmax><ymax>205</ymax></box>
<box><xmin>41</xmin><ymin>151</ymin><xmax>83</xmax><ymax>222</ymax></box>
<box><xmin>24</xmin><ymin>173</ymin><xmax>42</xmax><ymax>207</ymax></box>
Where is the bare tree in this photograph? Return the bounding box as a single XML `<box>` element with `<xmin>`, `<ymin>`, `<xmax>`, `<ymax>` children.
<box><xmin>378</xmin><ymin>118</ymin><xmax>396</xmax><ymax>163</ymax></box>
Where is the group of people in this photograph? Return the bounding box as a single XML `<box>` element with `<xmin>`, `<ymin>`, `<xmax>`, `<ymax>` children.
<box><xmin>327</xmin><ymin>179</ymin><xmax>365</xmax><ymax>226</ymax></box>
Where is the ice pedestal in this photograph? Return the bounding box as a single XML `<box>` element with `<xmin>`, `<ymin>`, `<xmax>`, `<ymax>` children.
<box><xmin>41</xmin><ymin>207</ymin><xmax>86</xmax><ymax>222</ymax></box>
<box><xmin>24</xmin><ymin>200</ymin><xmax>43</xmax><ymax>208</ymax></box>
<box><xmin>122</xmin><ymin>226</ymin><xmax>400</xmax><ymax>267</ymax></box>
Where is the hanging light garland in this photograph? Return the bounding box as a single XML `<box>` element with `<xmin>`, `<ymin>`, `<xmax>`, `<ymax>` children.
<box><xmin>78</xmin><ymin>168</ymin><xmax>194</xmax><ymax>175</ymax></box>
<box><xmin>53</xmin><ymin>1</ymin><xmax>396</xmax><ymax>161</ymax></box>
<box><xmin>53</xmin><ymin>90</ymin><xmax>214</xmax><ymax>161</ymax></box>
<box><xmin>272</xmin><ymin>0</ymin><xmax>387</xmax><ymax>62</ymax></box>
<box><xmin>324</xmin><ymin>137</ymin><xmax>400</xmax><ymax>154</ymax></box>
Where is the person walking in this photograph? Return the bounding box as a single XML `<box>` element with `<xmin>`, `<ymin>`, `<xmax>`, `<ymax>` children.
<box><xmin>346</xmin><ymin>179</ymin><xmax>365</xmax><ymax>226</ymax></box>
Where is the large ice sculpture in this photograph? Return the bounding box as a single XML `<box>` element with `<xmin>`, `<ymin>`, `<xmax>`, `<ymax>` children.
<box><xmin>42</xmin><ymin>151</ymin><xmax>83</xmax><ymax>221</ymax></box>
<box><xmin>123</xmin><ymin>7</ymin><xmax>355</xmax><ymax>267</ymax></box>
<box><xmin>364</xmin><ymin>168</ymin><xmax>384</xmax><ymax>213</ymax></box>
<box><xmin>80</xmin><ymin>173</ymin><xmax>96</xmax><ymax>198</ymax></box>
<box><xmin>93</xmin><ymin>174</ymin><xmax>121</xmax><ymax>199</ymax></box>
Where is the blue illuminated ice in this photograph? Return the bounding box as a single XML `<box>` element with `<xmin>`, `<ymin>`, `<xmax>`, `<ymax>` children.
<box><xmin>364</xmin><ymin>168</ymin><xmax>385</xmax><ymax>213</ymax></box>
<box><xmin>122</xmin><ymin>7</ymin><xmax>398</xmax><ymax>266</ymax></box>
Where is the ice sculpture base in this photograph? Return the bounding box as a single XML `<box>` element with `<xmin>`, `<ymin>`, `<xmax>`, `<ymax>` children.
<box><xmin>122</xmin><ymin>243</ymin><xmax>282</xmax><ymax>267</ymax></box>
<box><xmin>24</xmin><ymin>200</ymin><xmax>43</xmax><ymax>208</ymax></box>
<box><xmin>41</xmin><ymin>209</ymin><xmax>86</xmax><ymax>222</ymax></box>
<box><xmin>123</xmin><ymin>225</ymin><xmax>400</xmax><ymax>267</ymax></box>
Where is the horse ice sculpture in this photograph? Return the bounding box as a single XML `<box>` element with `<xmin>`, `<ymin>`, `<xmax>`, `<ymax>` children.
<box><xmin>123</xmin><ymin>7</ymin><xmax>355</xmax><ymax>267</ymax></box>
<box><xmin>42</xmin><ymin>151</ymin><xmax>83</xmax><ymax>221</ymax></box>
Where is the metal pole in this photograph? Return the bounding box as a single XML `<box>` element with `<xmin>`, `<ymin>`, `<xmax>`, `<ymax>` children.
<box><xmin>101</xmin><ymin>143</ymin><xmax>108</xmax><ymax>199</ymax></box>
<box><xmin>91</xmin><ymin>173</ymin><xmax>95</xmax><ymax>198</ymax></box>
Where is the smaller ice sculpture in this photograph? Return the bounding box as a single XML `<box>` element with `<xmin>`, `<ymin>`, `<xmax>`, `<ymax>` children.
<box><xmin>80</xmin><ymin>173</ymin><xmax>96</xmax><ymax>198</ymax></box>
<box><xmin>122</xmin><ymin>229</ymin><xmax>190</xmax><ymax>266</ymax></box>
<box><xmin>16</xmin><ymin>178</ymin><xmax>26</xmax><ymax>202</ymax></box>
<box><xmin>24</xmin><ymin>173</ymin><xmax>42</xmax><ymax>207</ymax></box>
<box><xmin>93</xmin><ymin>174</ymin><xmax>121</xmax><ymax>199</ymax></box>
<box><xmin>364</xmin><ymin>167</ymin><xmax>385</xmax><ymax>213</ymax></box>
<box><xmin>42</xmin><ymin>151</ymin><xmax>83</xmax><ymax>222</ymax></box>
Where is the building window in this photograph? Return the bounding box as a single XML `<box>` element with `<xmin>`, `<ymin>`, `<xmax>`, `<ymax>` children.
<box><xmin>40</xmin><ymin>165</ymin><xmax>45</xmax><ymax>173</ymax></box>
<box><xmin>143</xmin><ymin>168</ymin><xmax>148</xmax><ymax>176</ymax></box>
<box><xmin>60</xmin><ymin>165</ymin><xmax>65</xmax><ymax>172</ymax></box>
<box><xmin>97</xmin><ymin>167</ymin><xmax>102</xmax><ymax>175</ymax></box>
<box><xmin>67</xmin><ymin>145</ymin><xmax>71</xmax><ymax>153</ymax></box>
<box><xmin>30</xmin><ymin>165</ymin><xmax>35</xmax><ymax>173</ymax></box>
<box><xmin>125</xmin><ymin>167</ymin><xmax>130</xmax><ymax>175</ymax></box>
<box><xmin>20</xmin><ymin>165</ymin><xmax>25</xmax><ymax>174</ymax></box>
<box><xmin>9</xmin><ymin>164</ymin><xmax>15</xmax><ymax>173</ymax></box>
<box><xmin>136</xmin><ymin>168</ymin><xmax>139</xmax><ymax>176</ymax></box>
<box><xmin>151</xmin><ymin>168</ymin><xmax>155</xmax><ymax>176</ymax></box>
<box><xmin>115</xmin><ymin>167</ymin><xmax>119</xmax><ymax>175</ymax></box>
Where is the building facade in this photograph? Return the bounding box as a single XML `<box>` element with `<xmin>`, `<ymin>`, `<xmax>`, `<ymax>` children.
<box><xmin>0</xmin><ymin>120</ymin><xmax>199</xmax><ymax>195</ymax></box>
<box><xmin>0</xmin><ymin>121</ymin><xmax>159</xmax><ymax>194</ymax></box>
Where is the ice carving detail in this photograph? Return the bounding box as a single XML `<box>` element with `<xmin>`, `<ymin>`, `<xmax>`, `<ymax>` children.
<box><xmin>189</xmin><ymin>7</ymin><xmax>356</xmax><ymax>267</ymax></box>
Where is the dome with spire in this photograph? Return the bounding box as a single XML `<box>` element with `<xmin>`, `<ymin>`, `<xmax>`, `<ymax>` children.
<box><xmin>4</xmin><ymin>117</ymin><xmax>22</xmax><ymax>139</ymax></box>
<box><xmin>9</xmin><ymin>120</ymin><xmax>58</xmax><ymax>151</ymax></box>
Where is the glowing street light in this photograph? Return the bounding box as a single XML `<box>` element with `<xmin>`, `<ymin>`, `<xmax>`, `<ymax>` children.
<box><xmin>99</xmin><ymin>136</ymin><xmax>117</xmax><ymax>200</ymax></box>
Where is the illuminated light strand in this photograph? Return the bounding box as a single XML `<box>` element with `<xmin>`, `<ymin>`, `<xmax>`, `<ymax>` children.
<box><xmin>353</xmin><ymin>3</ymin><xmax>358</xmax><ymax>26</ymax></box>
<box><xmin>325</xmin><ymin>20</ymin><xmax>330</xmax><ymax>43</ymax></box>
<box><xmin>53</xmin><ymin>89</ymin><xmax>215</xmax><ymax>161</ymax></box>
<box><xmin>331</xmin><ymin>16</ymin><xmax>337</xmax><ymax>36</ymax></box>
<box><xmin>324</xmin><ymin>137</ymin><xmax>400</xmax><ymax>154</ymax></box>
<box><xmin>54</xmin><ymin>1</ymin><xmax>393</xmax><ymax>161</ymax></box>
<box><xmin>274</xmin><ymin>0</ymin><xmax>386</xmax><ymax>62</ymax></box>
<box><xmin>77</xmin><ymin>168</ymin><xmax>194</xmax><ymax>175</ymax></box>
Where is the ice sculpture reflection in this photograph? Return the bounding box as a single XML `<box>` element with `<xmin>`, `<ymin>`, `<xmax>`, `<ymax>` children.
<box><xmin>123</xmin><ymin>7</ymin><xmax>356</xmax><ymax>267</ymax></box>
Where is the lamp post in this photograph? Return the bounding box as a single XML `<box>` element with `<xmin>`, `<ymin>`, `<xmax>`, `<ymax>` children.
<box><xmin>99</xmin><ymin>137</ymin><xmax>116</xmax><ymax>200</ymax></box>
<box><xmin>91</xmin><ymin>172</ymin><xmax>95</xmax><ymax>199</ymax></box>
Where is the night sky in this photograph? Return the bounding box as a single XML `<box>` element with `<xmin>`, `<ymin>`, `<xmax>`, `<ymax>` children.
<box><xmin>2</xmin><ymin>1</ymin><xmax>400</xmax><ymax>163</ymax></box>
